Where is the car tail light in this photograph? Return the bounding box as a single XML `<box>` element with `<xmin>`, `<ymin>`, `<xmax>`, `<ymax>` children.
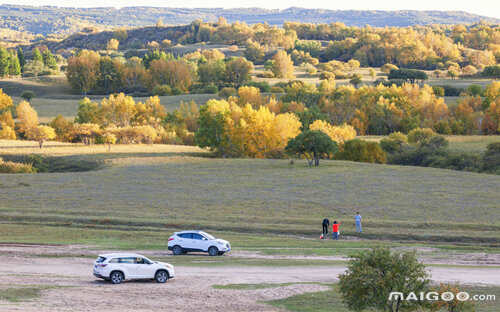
<box><xmin>168</xmin><ymin>237</ymin><xmax>174</xmax><ymax>241</ymax></box>
<box><xmin>97</xmin><ymin>264</ymin><xmax>108</xmax><ymax>267</ymax></box>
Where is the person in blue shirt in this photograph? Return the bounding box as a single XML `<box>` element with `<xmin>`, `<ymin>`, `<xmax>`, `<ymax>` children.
<box><xmin>355</xmin><ymin>212</ymin><xmax>362</xmax><ymax>233</ymax></box>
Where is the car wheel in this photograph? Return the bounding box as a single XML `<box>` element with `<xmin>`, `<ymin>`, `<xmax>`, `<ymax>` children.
<box><xmin>208</xmin><ymin>246</ymin><xmax>218</xmax><ymax>256</ymax></box>
<box><xmin>155</xmin><ymin>270</ymin><xmax>168</xmax><ymax>283</ymax></box>
<box><xmin>173</xmin><ymin>245</ymin><xmax>183</xmax><ymax>255</ymax></box>
<box><xmin>110</xmin><ymin>271</ymin><xmax>124</xmax><ymax>284</ymax></box>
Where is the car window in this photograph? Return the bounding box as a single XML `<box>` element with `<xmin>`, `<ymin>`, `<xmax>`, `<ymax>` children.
<box><xmin>109</xmin><ymin>258</ymin><xmax>119</xmax><ymax>263</ymax></box>
<box><xmin>179</xmin><ymin>233</ymin><xmax>193</xmax><ymax>239</ymax></box>
<box><xmin>200</xmin><ymin>232</ymin><xmax>215</xmax><ymax>240</ymax></box>
<box><xmin>96</xmin><ymin>256</ymin><xmax>106</xmax><ymax>263</ymax></box>
<box><xmin>135</xmin><ymin>257</ymin><xmax>145</xmax><ymax>264</ymax></box>
<box><xmin>118</xmin><ymin>257</ymin><xmax>136</xmax><ymax>264</ymax></box>
<box><xmin>192</xmin><ymin>233</ymin><xmax>205</xmax><ymax>240</ymax></box>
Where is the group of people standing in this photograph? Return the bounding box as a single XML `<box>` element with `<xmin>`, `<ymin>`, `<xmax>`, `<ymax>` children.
<box><xmin>321</xmin><ymin>212</ymin><xmax>362</xmax><ymax>240</ymax></box>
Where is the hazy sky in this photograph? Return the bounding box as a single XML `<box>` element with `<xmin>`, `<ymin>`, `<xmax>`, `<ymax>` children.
<box><xmin>2</xmin><ymin>1</ymin><xmax>499</xmax><ymax>19</ymax></box>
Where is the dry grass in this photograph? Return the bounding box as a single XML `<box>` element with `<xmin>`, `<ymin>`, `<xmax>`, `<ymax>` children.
<box><xmin>0</xmin><ymin>140</ymin><xmax>207</xmax><ymax>156</ymax></box>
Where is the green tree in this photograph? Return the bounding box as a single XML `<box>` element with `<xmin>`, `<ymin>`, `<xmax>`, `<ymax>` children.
<box><xmin>194</xmin><ymin>105</ymin><xmax>229</xmax><ymax>156</ymax></box>
<box><xmin>8</xmin><ymin>52</ymin><xmax>21</xmax><ymax>76</ymax></box>
<box><xmin>339</xmin><ymin>248</ymin><xmax>429</xmax><ymax>312</ymax></box>
<box><xmin>42</xmin><ymin>49</ymin><xmax>57</xmax><ymax>70</ymax></box>
<box><xmin>32</xmin><ymin>48</ymin><xmax>43</xmax><ymax>64</ymax></box>
<box><xmin>224</xmin><ymin>57</ymin><xmax>253</xmax><ymax>87</ymax></box>
<box><xmin>336</xmin><ymin>139</ymin><xmax>387</xmax><ymax>164</ymax></box>
<box><xmin>17</xmin><ymin>48</ymin><xmax>25</xmax><ymax>72</ymax></box>
<box><xmin>0</xmin><ymin>47</ymin><xmax>10</xmax><ymax>77</ymax></box>
<box><xmin>349</xmin><ymin>74</ymin><xmax>362</xmax><ymax>87</ymax></box>
<box><xmin>20</xmin><ymin>91</ymin><xmax>35</xmax><ymax>102</ymax></box>
<box><xmin>285</xmin><ymin>130</ymin><xmax>338</xmax><ymax>167</ymax></box>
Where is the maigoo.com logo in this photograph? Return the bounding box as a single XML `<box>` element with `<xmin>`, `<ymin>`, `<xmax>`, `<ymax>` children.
<box><xmin>388</xmin><ymin>291</ymin><xmax>496</xmax><ymax>302</ymax></box>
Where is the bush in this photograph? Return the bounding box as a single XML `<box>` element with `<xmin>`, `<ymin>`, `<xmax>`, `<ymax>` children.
<box><xmin>388</xmin><ymin>68</ymin><xmax>428</xmax><ymax>82</ymax></box>
<box><xmin>243</xmin><ymin>81</ymin><xmax>271</xmax><ymax>93</ymax></box>
<box><xmin>408</xmin><ymin>128</ymin><xmax>436</xmax><ymax>144</ymax></box>
<box><xmin>152</xmin><ymin>85</ymin><xmax>172</xmax><ymax>96</ymax></box>
<box><xmin>380</xmin><ymin>132</ymin><xmax>407</xmax><ymax>153</ymax></box>
<box><xmin>270</xmin><ymin>86</ymin><xmax>284</xmax><ymax>93</ymax></box>
<box><xmin>483</xmin><ymin>142</ymin><xmax>500</xmax><ymax>173</ymax></box>
<box><xmin>219</xmin><ymin>87</ymin><xmax>237</xmax><ymax>98</ymax></box>
<box><xmin>432</xmin><ymin>86</ymin><xmax>445</xmax><ymax>97</ymax></box>
<box><xmin>482</xmin><ymin>65</ymin><xmax>500</xmax><ymax>78</ymax></box>
<box><xmin>336</xmin><ymin>139</ymin><xmax>387</xmax><ymax>164</ymax></box>
<box><xmin>319</xmin><ymin>71</ymin><xmax>335</xmax><ymax>80</ymax></box>
<box><xmin>256</xmin><ymin>71</ymin><xmax>274</xmax><ymax>78</ymax></box>
<box><xmin>20</xmin><ymin>91</ymin><xmax>35</xmax><ymax>102</ymax></box>
<box><xmin>0</xmin><ymin>158</ymin><xmax>35</xmax><ymax>173</ymax></box>
<box><xmin>435</xmin><ymin>85</ymin><xmax>464</xmax><ymax>96</ymax></box>
<box><xmin>466</xmin><ymin>84</ymin><xmax>483</xmax><ymax>96</ymax></box>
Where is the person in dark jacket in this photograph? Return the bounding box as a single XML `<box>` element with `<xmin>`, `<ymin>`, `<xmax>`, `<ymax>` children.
<box><xmin>322</xmin><ymin>218</ymin><xmax>330</xmax><ymax>239</ymax></box>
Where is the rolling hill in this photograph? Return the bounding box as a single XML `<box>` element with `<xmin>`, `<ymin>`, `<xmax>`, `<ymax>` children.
<box><xmin>1</xmin><ymin>5</ymin><xmax>499</xmax><ymax>36</ymax></box>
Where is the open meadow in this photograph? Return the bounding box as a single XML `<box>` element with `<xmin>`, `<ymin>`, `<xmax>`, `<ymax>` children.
<box><xmin>1</xmin><ymin>139</ymin><xmax>500</xmax><ymax>311</ymax></box>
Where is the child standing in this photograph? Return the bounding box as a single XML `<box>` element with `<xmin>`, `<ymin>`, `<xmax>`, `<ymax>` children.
<box><xmin>332</xmin><ymin>221</ymin><xmax>340</xmax><ymax>240</ymax></box>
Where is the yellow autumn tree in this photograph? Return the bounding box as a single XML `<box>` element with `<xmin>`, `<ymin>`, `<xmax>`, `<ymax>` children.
<box><xmin>26</xmin><ymin>125</ymin><xmax>56</xmax><ymax>148</ymax></box>
<box><xmin>271</xmin><ymin>50</ymin><xmax>295</xmax><ymax>79</ymax></box>
<box><xmin>0</xmin><ymin>123</ymin><xmax>16</xmax><ymax>139</ymax></box>
<box><xmin>16</xmin><ymin>100</ymin><xmax>39</xmax><ymax>135</ymax></box>
<box><xmin>309</xmin><ymin>120</ymin><xmax>357</xmax><ymax>144</ymax></box>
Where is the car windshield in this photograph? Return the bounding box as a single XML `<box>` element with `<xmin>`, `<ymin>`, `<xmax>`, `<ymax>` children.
<box><xmin>96</xmin><ymin>256</ymin><xmax>106</xmax><ymax>263</ymax></box>
<box><xmin>200</xmin><ymin>232</ymin><xmax>215</xmax><ymax>240</ymax></box>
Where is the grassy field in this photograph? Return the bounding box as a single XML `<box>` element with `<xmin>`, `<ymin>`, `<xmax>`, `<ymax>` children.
<box><xmin>360</xmin><ymin>135</ymin><xmax>500</xmax><ymax>154</ymax></box>
<box><xmin>266</xmin><ymin>284</ymin><xmax>500</xmax><ymax>312</ymax></box>
<box><xmin>0</xmin><ymin>142</ymin><xmax>499</xmax><ymax>251</ymax></box>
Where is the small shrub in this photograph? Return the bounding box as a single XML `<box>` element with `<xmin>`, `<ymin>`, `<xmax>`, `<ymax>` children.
<box><xmin>408</xmin><ymin>128</ymin><xmax>436</xmax><ymax>144</ymax></box>
<box><xmin>20</xmin><ymin>91</ymin><xmax>35</xmax><ymax>102</ymax></box>
<box><xmin>0</xmin><ymin>158</ymin><xmax>35</xmax><ymax>173</ymax></box>
<box><xmin>152</xmin><ymin>85</ymin><xmax>172</xmax><ymax>96</ymax></box>
<box><xmin>243</xmin><ymin>81</ymin><xmax>271</xmax><ymax>93</ymax></box>
<box><xmin>256</xmin><ymin>71</ymin><xmax>274</xmax><ymax>78</ymax></box>
<box><xmin>270</xmin><ymin>86</ymin><xmax>284</xmax><ymax>93</ymax></box>
<box><xmin>336</xmin><ymin>139</ymin><xmax>387</xmax><ymax>164</ymax></box>
<box><xmin>219</xmin><ymin>87</ymin><xmax>237</xmax><ymax>98</ymax></box>
<box><xmin>319</xmin><ymin>71</ymin><xmax>335</xmax><ymax>80</ymax></box>
<box><xmin>380</xmin><ymin>132</ymin><xmax>408</xmax><ymax>153</ymax></box>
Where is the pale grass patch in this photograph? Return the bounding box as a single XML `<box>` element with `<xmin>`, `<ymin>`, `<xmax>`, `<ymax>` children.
<box><xmin>0</xmin><ymin>140</ymin><xmax>208</xmax><ymax>156</ymax></box>
<box><xmin>109</xmin><ymin>156</ymin><xmax>209</xmax><ymax>166</ymax></box>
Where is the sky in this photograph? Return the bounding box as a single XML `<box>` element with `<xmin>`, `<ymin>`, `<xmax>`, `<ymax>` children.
<box><xmin>2</xmin><ymin>0</ymin><xmax>499</xmax><ymax>19</ymax></box>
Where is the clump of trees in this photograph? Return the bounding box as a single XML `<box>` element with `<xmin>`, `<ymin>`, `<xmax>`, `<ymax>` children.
<box><xmin>66</xmin><ymin>49</ymin><xmax>254</xmax><ymax>95</ymax></box>
<box><xmin>381</xmin><ymin>130</ymin><xmax>500</xmax><ymax>174</ymax></box>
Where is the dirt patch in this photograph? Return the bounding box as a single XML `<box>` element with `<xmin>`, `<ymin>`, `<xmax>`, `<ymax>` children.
<box><xmin>0</xmin><ymin>244</ymin><xmax>499</xmax><ymax>311</ymax></box>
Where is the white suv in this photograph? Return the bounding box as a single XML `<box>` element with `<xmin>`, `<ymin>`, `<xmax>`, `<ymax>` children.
<box><xmin>168</xmin><ymin>231</ymin><xmax>231</xmax><ymax>256</ymax></box>
<box><xmin>93</xmin><ymin>253</ymin><xmax>175</xmax><ymax>284</ymax></box>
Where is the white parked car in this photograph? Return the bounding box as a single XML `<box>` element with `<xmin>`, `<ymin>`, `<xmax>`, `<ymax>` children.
<box><xmin>93</xmin><ymin>253</ymin><xmax>175</xmax><ymax>284</ymax></box>
<box><xmin>168</xmin><ymin>230</ymin><xmax>231</xmax><ymax>256</ymax></box>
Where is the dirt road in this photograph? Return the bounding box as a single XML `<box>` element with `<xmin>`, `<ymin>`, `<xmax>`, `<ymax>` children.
<box><xmin>0</xmin><ymin>246</ymin><xmax>499</xmax><ymax>311</ymax></box>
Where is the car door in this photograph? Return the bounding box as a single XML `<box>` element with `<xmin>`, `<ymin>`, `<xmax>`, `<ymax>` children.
<box><xmin>119</xmin><ymin>257</ymin><xmax>138</xmax><ymax>278</ymax></box>
<box><xmin>179</xmin><ymin>233</ymin><xmax>195</xmax><ymax>251</ymax></box>
<box><xmin>192</xmin><ymin>233</ymin><xmax>210</xmax><ymax>251</ymax></box>
<box><xmin>134</xmin><ymin>257</ymin><xmax>156</xmax><ymax>278</ymax></box>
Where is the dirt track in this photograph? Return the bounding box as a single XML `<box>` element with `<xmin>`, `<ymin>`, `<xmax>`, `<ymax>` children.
<box><xmin>0</xmin><ymin>245</ymin><xmax>499</xmax><ymax>311</ymax></box>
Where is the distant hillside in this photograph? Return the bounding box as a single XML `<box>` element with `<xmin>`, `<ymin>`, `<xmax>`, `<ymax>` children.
<box><xmin>1</xmin><ymin>5</ymin><xmax>499</xmax><ymax>36</ymax></box>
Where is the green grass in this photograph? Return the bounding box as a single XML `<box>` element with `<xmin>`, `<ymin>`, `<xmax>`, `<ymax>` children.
<box><xmin>266</xmin><ymin>284</ymin><xmax>500</xmax><ymax>312</ymax></box>
<box><xmin>267</xmin><ymin>284</ymin><xmax>349</xmax><ymax>312</ymax></box>
<box><xmin>0</xmin><ymin>156</ymin><xmax>499</xmax><ymax>248</ymax></box>
<box><xmin>360</xmin><ymin>135</ymin><xmax>500</xmax><ymax>154</ymax></box>
<box><xmin>213</xmin><ymin>282</ymin><xmax>323</xmax><ymax>290</ymax></box>
<box><xmin>0</xmin><ymin>285</ymin><xmax>58</xmax><ymax>302</ymax></box>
